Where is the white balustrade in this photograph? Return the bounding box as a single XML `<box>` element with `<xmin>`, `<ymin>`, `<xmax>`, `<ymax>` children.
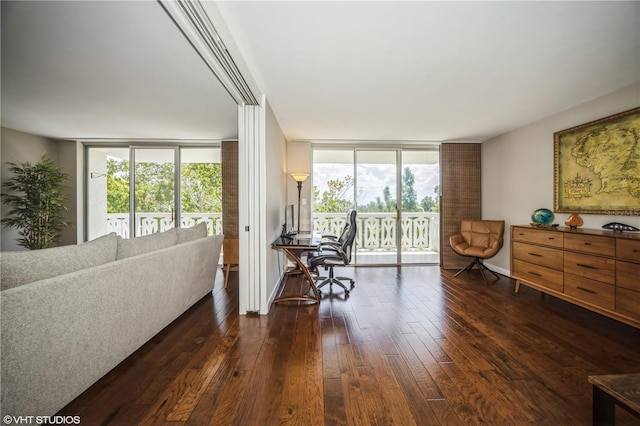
<box><xmin>106</xmin><ymin>213</ymin><xmax>223</xmax><ymax>238</ymax></box>
<box><xmin>313</xmin><ymin>212</ymin><xmax>440</xmax><ymax>253</ymax></box>
<box><xmin>107</xmin><ymin>211</ymin><xmax>438</xmax><ymax>253</ymax></box>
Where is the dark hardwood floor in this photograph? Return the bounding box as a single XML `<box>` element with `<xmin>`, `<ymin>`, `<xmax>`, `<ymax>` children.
<box><xmin>59</xmin><ymin>266</ymin><xmax>640</xmax><ymax>425</ymax></box>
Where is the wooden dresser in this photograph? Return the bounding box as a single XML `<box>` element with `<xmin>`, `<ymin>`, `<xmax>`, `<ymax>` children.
<box><xmin>511</xmin><ymin>225</ymin><xmax>640</xmax><ymax>329</ymax></box>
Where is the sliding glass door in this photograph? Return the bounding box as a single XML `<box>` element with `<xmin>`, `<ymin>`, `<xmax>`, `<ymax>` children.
<box><xmin>87</xmin><ymin>147</ymin><xmax>130</xmax><ymax>239</ymax></box>
<box><xmin>312</xmin><ymin>146</ymin><xmax>440</xmax><ymax>265</ymax></box>
<box><xmin>400</xmin><ymin>150</ymin><xmax>440</xmax><ymax>264</ymax></box>
<box><xmin>312</xmin><ymin>148</ymin><xmax>356</xmax><ymax>257</ymax></box>
<box><xmin>86</xmin><ymin>145</ymin><xmax>221</xmax><ymax>241</ymax></box>
<box><xmin>355</xmin><ymin>150</ymin><xmax>398</xmax><ymax>265</ymax></box>
<box><xmin>133</xmin><ymin>147</ymin><xmax>176</xmax><ymax>236</ymax></box>
<box><xmin>180</xmin><ymin>148</ymin><xmax>222</xmax><ymax>234</ymax></box>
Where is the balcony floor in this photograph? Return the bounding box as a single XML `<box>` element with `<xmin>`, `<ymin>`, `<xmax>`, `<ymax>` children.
<box><xmin>354</xmin><ymin>249</ymin><xmax>439</xmax><ymax>265</ymax></box>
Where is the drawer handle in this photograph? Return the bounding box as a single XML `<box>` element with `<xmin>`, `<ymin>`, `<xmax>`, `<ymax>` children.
<box><xmin>548</xmin><ymin>237</ymin><xmax>555</xmax><ymax>240</ymax></box>
<box><xmin>528</xmin><ymin>252</ymin><xmax>542</xmax><ymax>257</ymax></box>
<box><xmin>576</xmin><ymin>286</ymin><xmax>596</xmax><ymax>295</ymax></box>
<box><xmin>528</xmin><ymin>271</ymin><xmax>542</xmax><ymax>277</ymax></box>
<box><xmin>576</xmin><ymin>263</ymin><xmax>597</xmax><ymax>270</ymax></box>
<box><xmin>633</xmin><ymin>249</ymin><xmax>639</xmax><ymax>253</ymax></box>
<box><xmin>584</xmin><ymin>242</ymin><xmax>592</xmax><ymax>246</ymax></box>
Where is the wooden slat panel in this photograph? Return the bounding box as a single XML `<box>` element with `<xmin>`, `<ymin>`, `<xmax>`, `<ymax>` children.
<box><xmin>440</xmin><ymin>143</ymin><xmax>481</xmax><ymax>269</ymax></box>
<box><xmin>221</xmin><ymin>140</ymin><xmax>239</xmax><ymax>237</ymax></box>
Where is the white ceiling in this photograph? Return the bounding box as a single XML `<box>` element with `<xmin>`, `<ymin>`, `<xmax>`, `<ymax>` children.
<box><xmin>215</xmin><ymin>0</ymin><xmax>640</xmax><ymax>142</ymax></box>
<box><xmin>2</xmin><ymin>1</ymin><xmax>639</xmax><ymax>143</ymax></box>
<box><xmin>1</xmin><ymin>0</ymin><xmax>237</xmax><ymax>141</ymax></box>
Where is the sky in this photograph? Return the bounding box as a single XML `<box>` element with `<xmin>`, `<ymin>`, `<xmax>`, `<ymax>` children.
<box><xmin>313</xmin><ymin>162</ymin><xmax>439</xmax><ymax>206</ymax></box>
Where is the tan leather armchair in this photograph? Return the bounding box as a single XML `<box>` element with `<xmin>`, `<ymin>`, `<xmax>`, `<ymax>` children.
<box><xmin>449</xmin><ymin>220</ymin><xmax>505</xmax><ymax>285</ymax></box>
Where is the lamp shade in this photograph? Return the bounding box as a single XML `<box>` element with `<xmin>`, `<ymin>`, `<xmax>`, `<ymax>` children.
<box><xmin>290</xmin><ymin>173</ymin><xmax>309</xmax><ymax>183</ymax></box>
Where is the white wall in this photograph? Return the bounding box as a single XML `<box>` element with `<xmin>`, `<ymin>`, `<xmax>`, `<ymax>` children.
<box><xmin>1</xmin><ymin>127</ymin><xmax>78</xmax><ymax>250</ymax></box>
<box><xmin>483</xmin><ymin>82</ymin><xmax>640</xmax><ymax>274</ymax></box>
<box><xmin>264</xmin><ymin>100</ymin><xmax>289</xmax><ymax>306</ymax></box>
<box><xmin>87</xmin><ymin>149</ymin><xmax>108</xmax><ymax>240</ymax></box>
<box><xmin>56</xmin><ymin>140</ymin><xmax>79</xmax><ymax>246</ymax></box>
<box><xmin>286</xmin><ymin>141</ymin><xmax>313</xmax><ymax>231</ymax></box>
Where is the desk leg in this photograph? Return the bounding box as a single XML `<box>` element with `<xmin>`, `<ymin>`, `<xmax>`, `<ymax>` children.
<box><xmin>593</xmin><ymin>385</ymin><xmax>615</xmax><ymax>426</ymax></box>
<box><xmin>274</xmin><ymin>248</ymin><xmax>320</xmax><ymax>304</ymax></box>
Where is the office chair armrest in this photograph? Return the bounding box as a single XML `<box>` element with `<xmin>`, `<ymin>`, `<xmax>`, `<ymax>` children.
<box><xmin>308</xmin><ymin>245</ymin><xmax>349</xmax><ymax>267</ymax></box>
<box><xmin>320</xmin><ymin>241</ymin><xmax>342</xmax><ymax>250</ymax></box>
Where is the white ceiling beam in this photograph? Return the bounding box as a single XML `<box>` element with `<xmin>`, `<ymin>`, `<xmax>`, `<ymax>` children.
<box><xmin>158</xmin><ymin>0</ymin><xmax>259</xmax><ymax>106</ymax></box>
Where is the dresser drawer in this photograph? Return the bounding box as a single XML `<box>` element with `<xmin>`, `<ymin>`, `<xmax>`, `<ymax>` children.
<box><xmin>564</xmin><ymin>233</ymin><xmax>615</xmax><ymax>257</ymax></box>
<box><xmin>513</xmin><ymin>259</ymin><xmax>563</xmax><ymax>292</ymax></box>
<box><xmin>617</xmin><ymin>260</ymin><xmax>640</xmax><ymax>292</ymax></box>
<box><xmin>617</xmin><ymin>238</ymin><xmax>640</xmax><ymax>263</ymax></box>
<box><xmin>564</xmin><ymin>273</ymin><xmax>615</xmax><ymax>311</ymax></box>
<box><xmin>616</xmin><ymin>287</ymin><xmax>640</xmax><ymax>320</ymax></box>
<box><xmin>512</xmin><ymin>241</ymin><xmax>563</xmax><ymax>271</ymax></box>
<box><xmin>511</xmin><ymin>227</ymin><xmax>563</xmax><ymax>248</ymax></box>
<box><xmin>564</xmin><ymin>252</ymin><xmax>615</xmax><ymax>284</ymax></box>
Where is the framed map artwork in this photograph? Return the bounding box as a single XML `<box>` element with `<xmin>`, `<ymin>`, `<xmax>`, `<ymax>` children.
<box><xmin>554</xmin><ymin>106</ymin><xmax>640</xmax><ymax>215</ymax></box>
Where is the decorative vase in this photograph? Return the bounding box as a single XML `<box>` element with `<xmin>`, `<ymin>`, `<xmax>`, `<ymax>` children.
<box><xmin>531</xmin><ymin>208</ymin><xmax>555</xmax><ymax>227</ymax></box>
<box><xmin>565</xmin><ymin>213</ymin><xmax>584</xmax><ymax>229</ymax></box>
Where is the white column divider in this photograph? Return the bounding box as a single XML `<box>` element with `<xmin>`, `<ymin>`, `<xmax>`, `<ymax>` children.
<box><xmin>238</xmin><ymin>99</ymin><xmax>267</xmax><ymax>314</ymax></box>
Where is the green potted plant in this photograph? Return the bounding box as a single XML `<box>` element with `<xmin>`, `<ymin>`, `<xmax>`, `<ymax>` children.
<box><xmin>1</xmin><ymin>153</ymin><xmax>71</xmax><ymax>249</ymax></box>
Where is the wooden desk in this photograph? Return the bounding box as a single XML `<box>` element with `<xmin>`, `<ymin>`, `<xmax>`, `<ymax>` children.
<box><xmin>272</xmin><ymin>234</ymin><xmax>321</xmax><ymax>304</ymax></box>
<box><xmin>589</xmin><ymin>373</ymin><xmax>640</xmax><ymax>425</ymax></box>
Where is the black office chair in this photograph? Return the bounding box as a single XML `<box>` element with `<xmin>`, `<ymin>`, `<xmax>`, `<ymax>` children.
<box><xmin>317</xmin><ymin>214</ymin><xmax>351</xmax><ymax>249</ymax></box>
<box><xmin>308</xmin><ymin>210</ymin><xmax>357</xmax><ymax>295</ymax></box>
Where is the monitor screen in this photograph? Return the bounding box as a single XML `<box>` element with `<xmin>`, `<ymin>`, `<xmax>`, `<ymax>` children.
<box><xmin>284</xmin><ymin>204</ymin><xmax>295</xmax><ymax>235</ymax></box>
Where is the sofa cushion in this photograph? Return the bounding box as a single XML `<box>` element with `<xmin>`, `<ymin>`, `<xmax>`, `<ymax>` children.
<box><xmin>176</xmin><ymin>222</ymin><xmax>208</xmax><ymax>244</ymax></box>
<box><xmin>0</xmin><ymin>232</ymin><xmax>118</xmax><ymax>291</ymax></box>
<box><xmin>116</xmin><ymin>228</ymin><xmax>177</xmax><ymax>260</ymax></box>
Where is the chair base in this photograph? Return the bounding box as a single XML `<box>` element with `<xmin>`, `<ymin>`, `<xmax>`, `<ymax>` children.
<box><xmin>314</xmin><ymin>266</ymin><xmax>354</xmax><ymax>295</ymax></box>
<box><xmin>454</xmin><ymin>257</ymin><xmax>500</xmax><ymax>286</ymax></box>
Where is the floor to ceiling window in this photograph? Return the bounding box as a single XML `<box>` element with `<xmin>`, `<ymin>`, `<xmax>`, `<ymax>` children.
<box><xmin>312</xmin><ymin>146</ymin><xmax>439</xmax><ymax>265</ymax></box>
<box><xmin>400</xmin><ymin>150</ymin><xmax>440</xmax><ymax>264</ymax></box>
<box><xmin>355</xmin><ymin>150</ymin><xmax>399</xmax><ymax>265</ymax></box>
<box><xmin>133</xmin><ymin>147</ymin><xmax>176</xmax><ymax>236</ymax></box>
<box><xmin>86</xmin><ymin>145</ymin><xmax>221</xmax><ymax>241</ymax></box>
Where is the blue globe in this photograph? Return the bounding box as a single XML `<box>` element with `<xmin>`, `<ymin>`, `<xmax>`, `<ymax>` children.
<box><xmin>531</xmin><ymin>208</ymin><xmax>555</xmax><ymax>226</ymax></box>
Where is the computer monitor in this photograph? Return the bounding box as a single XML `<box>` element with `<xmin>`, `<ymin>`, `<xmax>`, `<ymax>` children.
<box><xmin>284</xmin><ymin>204</ymin><xmax>295</xmax><ymax>235</ymax></box>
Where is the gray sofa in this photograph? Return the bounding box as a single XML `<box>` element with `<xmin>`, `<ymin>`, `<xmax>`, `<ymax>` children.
<box><xmin>1</xmin><ymin>223</ymin><xmax>223</xmax><ymax>417</ymax></box>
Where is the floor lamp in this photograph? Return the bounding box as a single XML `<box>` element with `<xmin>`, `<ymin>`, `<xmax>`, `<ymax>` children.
<box><xmin>290</xmin><ymin>173</ymin><xmax>309</xmax><ymax>233</ymax></box>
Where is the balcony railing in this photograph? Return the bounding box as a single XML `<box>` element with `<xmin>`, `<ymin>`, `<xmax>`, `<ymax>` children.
<box><xmin>106</xmin><ymin>213</ymin><xmax>222</xmax><ymax>238</ymax></box>
<box><xmin>313</xmin><ymin>212</ymin><xmax>440</xmax><ymax>253</ymax></box>
<box><xmin>106</xmin><ymin>211</ymin><xmax>439</xmax><ymax>255</ymax></box>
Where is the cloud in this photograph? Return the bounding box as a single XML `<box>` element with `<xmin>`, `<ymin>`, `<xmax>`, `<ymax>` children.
<box><xmin>313</xmin><ymin>162</ymin><xmax>439</xmax><ymax>204</ymax></box>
